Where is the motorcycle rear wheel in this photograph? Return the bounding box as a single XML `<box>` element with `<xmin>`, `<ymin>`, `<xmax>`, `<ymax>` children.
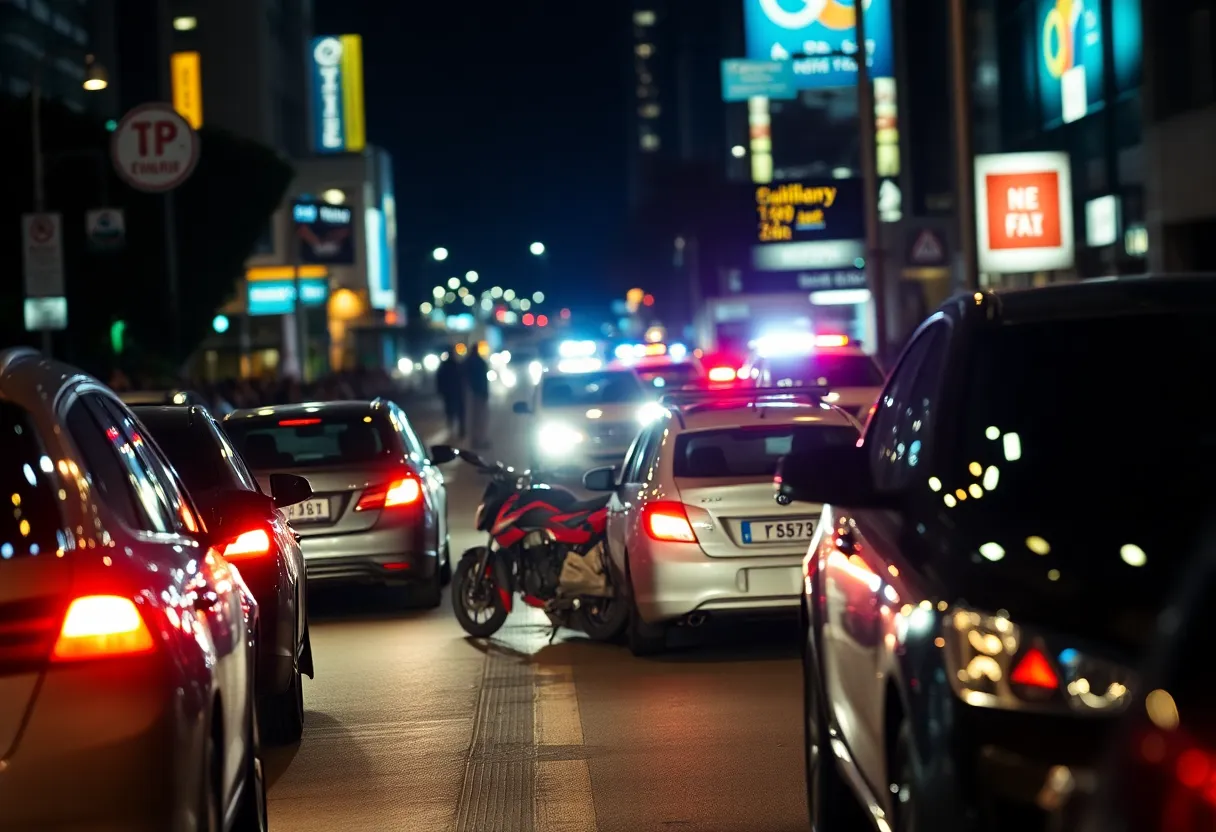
<box><xmin>578</xmin><ymin>595</ymin><xmax>628</xmax><ymax>642</ymax></box>
<box><xmin>452</xmin><ymin>551</ymin><xmax>509</xmax><ymax>638</ymax></box>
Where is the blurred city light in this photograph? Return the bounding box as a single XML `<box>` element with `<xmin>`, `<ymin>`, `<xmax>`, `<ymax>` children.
<box><xmin>731</xmin><ymin>145</ymin><xmax>746</xmax><ymax>158</ymax></box>
<box><xmin>491</xmin><ymin>286</ymin><xmax>503</xmax><ymax>298</ymax></box>
<box><xmin>212</xmin><ymin>314</ymin><xmax>229</xmax><ymax>334</ymax></box>
<box><xmin>432</xmin><ymin>247</ymin><xmax>449</xmax><ymax>261</ymax></box>
<box><xmin>530</xmin><ymin>242</ymin><xmax>545</xmax><ymax>256</ymax></box>
<box><xmin>533</xmin><ymin>291</ymin><xmax>545</xmax><ymax>304</ymax></box>
<box><xmin>537</xmin><ymin>314</ymin><xmax>549</xmax><ymax>327</ymax></box>
<box><xmin>503</xmin><ymin>289</ymin><xmax>516</xmax><ymax>301</ymax></box>
<box><xmin>447</xmin><ymin>277</ymin><xmax>460</xmax><ymax>289</ymax></box>
<box><xmin>422</xmin><ymin>354</ymin><xmax>441</xmax><ymax>371</ymax></box>
<box><xmin>465</xmin><ymin>270</ymin><xmax>479</xmax><ymax>283</ymax></box>
<box><xmin>432</xmin><ymin>286</ymin><xmax>444</xmax><ymax>298</ymax></box>
<box><xmin>419</xmin><ymin>302</ymin><xmax>433</xmax><ymax>314</ymax></box>
<box><xmin>522</xmin><ymin>313</ymin><xmax>535</xmax><ymax>326</ymax></box>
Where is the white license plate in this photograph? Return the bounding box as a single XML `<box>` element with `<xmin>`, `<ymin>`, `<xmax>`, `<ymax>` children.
<box><xmin>286</xmin><ymin>498</ymin><xmax>330</xmax><ymax>522</ymax></box>
<box><xmin>740</xmin><ymin>519</ymin><xmax>815</xmax><ymax>544</ymax></box>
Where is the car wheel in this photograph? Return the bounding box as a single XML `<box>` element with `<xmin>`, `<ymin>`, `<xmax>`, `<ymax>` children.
<box><xmin>624</xmin><ymin>561</ymin><xmax>665</xmax><ymax>656</ymax></box>
<box><xmin>890</xmin><ymin>720</ymin><xmax>924</xmax><ymax>832</ymax></box>
<box><xmin>262</xmin><ymin>666</ymin><xmax>304</xmax><ymax>745</ymax></box>
<box><xmin>439</xmin><ymin>540</ymin><xmax>453</xmax><ymax>587</ymax></box>
<box><xmin>804</xmin><ymin>644</ymin><xmax>864</xmax><ymax>830</ymax></box>
<box><xmin>231</xmin><ymin>707</ymin><xmax>269</xmax><ymax>831</ymax></box>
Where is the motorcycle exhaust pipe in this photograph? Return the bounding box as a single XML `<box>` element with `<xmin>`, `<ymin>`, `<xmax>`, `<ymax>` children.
<box><xmin>685</xmin><ymin>613</ymin><xmax>707</xmax><ymax>628</ymax></box>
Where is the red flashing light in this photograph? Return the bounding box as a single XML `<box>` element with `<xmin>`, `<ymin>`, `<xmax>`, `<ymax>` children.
<box><xmin>537</xmin><ymin>315</ymin><xmax>549</xmax><ymax>327</ymax></box>
<box><xmin>813</xmin><ymin>334</ymin><xmax>850</xmax><ymax>348</ymax></box>
<box><xmin>642</xmin><ymin>294</ymin><xmax>655</xmax><ymax>307</ymax></box>
<box><xmin>642</xmin><ymin>501</ymin><xmax>697</xmax><ymax>543</ymax></box>
<box><xmin>522</xmin><ymin>313</ymin><xmax>535</xmax><ymax>326</ymax></box>
<box><xmin>279</xmin><ymin>418</ymin><xmax>321</xmax><ymax>427</ymax></box>
<box><xmin>707</xmin><ymin>366</ymin><xmax>736</xmax><ymax>383</ymax></box>
<box><xmin>1010</xmin><ymin>647</ymin><xmax>1058</xmax><ymax>689</ymax></box>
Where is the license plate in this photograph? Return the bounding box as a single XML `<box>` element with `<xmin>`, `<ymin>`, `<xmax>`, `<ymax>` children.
<box><xmin>286</xmin><ymin>498</ymin><xmax>330</xmax><ymax>523</ymax></box>
<box><xmin>740</xmin><ymin>519</ymin><xmax>815</xmax><ymax>544</ymax></box>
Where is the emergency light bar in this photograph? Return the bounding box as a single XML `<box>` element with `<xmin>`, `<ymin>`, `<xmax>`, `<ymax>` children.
<box><xmin>752</xmin><ymin>332</ymin><xmax>850</xmax><ymax>358</ymax></box>
<box><xmin>658</xmin><ymin>385</ymin><xmax>830</xmax><ymax>408</ymax></box>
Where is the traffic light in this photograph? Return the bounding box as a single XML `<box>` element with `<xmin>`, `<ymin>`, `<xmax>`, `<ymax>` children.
<box><xmin>109</xmin><ymin>320</ymin><xmax>126</xmax><ymax>354</ymax></box>
<box><xmin>105</xmin><ymin>119</ymin><xmax>118</xmax><ymax>132</ymax></box>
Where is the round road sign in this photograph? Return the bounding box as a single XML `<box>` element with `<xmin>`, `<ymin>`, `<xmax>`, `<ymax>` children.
<box><xmin>29</xmin><ymin>216</ymin><xmax>55</xmax><ymax>244</ymax></box>
<box><xmin>110</xmin><ymin>103</ymin><xmax>200</xmax><ymax>193</ymax></box>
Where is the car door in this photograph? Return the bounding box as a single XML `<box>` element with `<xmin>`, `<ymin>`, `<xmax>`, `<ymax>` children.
<box><xmin>819</xmin><ymin>318</ymin><xmax>952</xmax><ymax>798</ymax></box>
<box><xmin>605</xmin><ymin>425</ymin><xmax>655</xmax><ymax>571</ymax></box>
<box><xmin>616</xmin><ymin>423</ymin><xmax>666</xmax><ymax>568</ymax></box>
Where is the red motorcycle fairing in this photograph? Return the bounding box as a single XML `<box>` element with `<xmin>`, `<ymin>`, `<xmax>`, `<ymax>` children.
<box><xmin>490</xmin><ymin>491</ymin><xmax>610</xmax><ymax>547</ymax></box>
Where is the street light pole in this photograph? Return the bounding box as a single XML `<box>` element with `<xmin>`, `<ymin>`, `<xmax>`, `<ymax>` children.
<box><xmin>949</xmin><ymin>0</ymin><xmax>978</xmax><ymax>290</ymax></box>
<box><xmin>30</xmin><ymin>66</ymin><xmax>52</xmax><ymax>357</ymax></box>
<box><xmin>853</xmin><ymin>2</ymin><xmax>890</xmax><ymax>361</ymax></box>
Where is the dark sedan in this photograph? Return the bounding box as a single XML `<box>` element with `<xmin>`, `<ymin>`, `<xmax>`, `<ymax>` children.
<box><xmin>134</xmin><ymin>404</ymin><xmax>314</xmax><ymax>745</ymax></box>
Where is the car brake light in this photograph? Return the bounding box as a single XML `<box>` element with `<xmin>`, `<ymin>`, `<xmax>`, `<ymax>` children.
<box><xmin>356</xmin><ymin>473</ymin><xmax>422</xmax><ymax>511</ymax></box>
<box><xmin>52</xmin><ymin>595</ymin><xmax>155</xmax><ymax>661</ymax></box>
<box><xmin>1010</xmin><ymin>647</ymin><xmax>1058</xmax><ymax>689</ymax></box>
<box><xmin>814</xmin><ymin>334</ymin><xmax>849</xmax><ymax>347</ymax></box>
<box><xmin>707</xmin><ymin>366</ymin><xmax>736</xmax><ymax>383</ymax></box>
<box><xmin>223</xmin><ymin>528</ymin><xmax>272</xmax><ymax>560</ymax></box>
<box><xmin>279</xmin><ymin>418</ymin><xmax>321</xmax><ymax>426</ymax></box>
<box><xmin>643</xmin><ymin>501</ymin><xmax>698</xmax><ymax>543</ymax></box>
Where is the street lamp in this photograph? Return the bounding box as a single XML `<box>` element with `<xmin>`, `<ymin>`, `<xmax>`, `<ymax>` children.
<box><xmin>529</xmin><ymin>241</ymin><xmax>545</xmax><ymax>256</ymax></box>
<box><xmin>432</xmin><ymin>247</ymin><xmax>449</xmax><ymax>261</ymax></box>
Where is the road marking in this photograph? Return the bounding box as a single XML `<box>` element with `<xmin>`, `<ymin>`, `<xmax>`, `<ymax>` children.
<box><xmin>534</xmin><ymin>664</ymin><xmax>597</xmax><ymax>832</ymax></box>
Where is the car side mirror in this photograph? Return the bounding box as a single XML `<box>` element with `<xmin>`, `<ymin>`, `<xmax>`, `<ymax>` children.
<box><xmin>430</xmin><ymin>444</ymin><xmax>458</xmax><ymax>464</ymax></box>
<box><xmin>512</xmin><ymin>401</ymin><xmax>532</xmax><ymax>415</ymax></box>
<box><xmin>194</xmin><ymin>488</ymin><xmax>276</xmax><ymax>546</ymax></box>
<box><xmin>775</xmin><ymin>445</ymin><xmax>896</xmax><ymax>509</ymax></box>
<box><xmin>582</xmin><ymin>466</ymin><xmax>618</xmax><ymax>492</ymax></box>
<box><xmin>269</xmin><ymin>473</ymin><xmax>312</xmax><ymax>509</ymax></box>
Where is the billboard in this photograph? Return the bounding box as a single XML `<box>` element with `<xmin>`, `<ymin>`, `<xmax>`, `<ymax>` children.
<box><xmin>170</xmin><ymin>51</ymin><xmax>203</xmax><ymax>129</ymax></box>
<box><xmin>293</xmin><ymin>201</ymin><xmax>354</xmax><ymax>265</ymax></box>
<box><xmin>309</xmin><ymin>35</ymin><xmax>366</xmax><ymax>154</ymax></box>
<box><xmin>1038</xmin><ymin>0</ymin><xmax>1103</xmax><ymax>126</ymax></box>
<box><xmin>721</xmin><ymin>59</ymin><xmax>797</xmax><ymax>101</ymax></box>
<box><xmin>753</xmin><ymin>179</ymin><xmax>865</xmax><ymax>244</ymax></box>
<box><xmin>743</xmin><ymin>0</ymin><xmax>893</xmax><ymax>89</ymax></box>
<box><xmin>247</xmin><ymin>278</ymin><xmax>329</xmax><ymax>316</ymax></box>
<box><xmin>975</xmin><ymin>152</ymin><xmax>1074</xmax><ymax>274</ymax></box>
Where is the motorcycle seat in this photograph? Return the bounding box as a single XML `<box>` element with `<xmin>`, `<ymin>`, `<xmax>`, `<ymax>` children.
<box><xmin>559</xmin><ymin>494</ymin><xmax>611</xmax><ymax>514</ymax></box>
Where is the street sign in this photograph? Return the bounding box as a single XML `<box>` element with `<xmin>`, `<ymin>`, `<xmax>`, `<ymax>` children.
<box><xmin>908</xmin><ymin>229</ymin><xmax>947</xmax><ymax>266</ymax></box>
<box><xmin>85</xmin><ymin>207</ymin><xmax>126</xmax><ymax>252</ymax></box>
<box><xmin>110</xmin><ymin>103</ymin><xmax>200</xmax><ymax>192</ymax></box>
<box><xmin>24</xmin><ymin>297</ymin><xmax>68</xmax><ymax>332</ymax></box>
<box><xmin>22</xmin><ymin>213</ymin><xmax>65</xmax><ymax>297</ymax></box>
<box><xmin>720</xmin><ymin>59</ymin><xmax>796</xmax><ymax>102</ymax></box>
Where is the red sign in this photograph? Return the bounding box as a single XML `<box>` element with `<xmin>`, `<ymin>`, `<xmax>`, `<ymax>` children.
<box><xmin>110</xmin><ymin>103</ymin><xmax>200</xmax><ymax>193</ymax></box>
<box><xmin>984</xmin><ymin>170</ymin><xmax>1063</xmax><ymax>251</ymax></box>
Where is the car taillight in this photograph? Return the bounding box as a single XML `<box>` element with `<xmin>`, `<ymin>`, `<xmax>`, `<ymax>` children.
<box><xmin>356</xmin><ymin>472</ymin><xmax>422</xmax><ymax>511</ymax></box>
<box><xmin>223</xmin><ymin>527</ymin><xmax>272</xmax><ymax>561</ymax></box>
<box><xmin>707</xmin><ymin>366</ymin><xmax>736</xmax><ymax>383</ymax></box>
<box><xmin>643</xmin><ymin>501</ymin><xmax>698</xmax><ymax>543</ymax></box>
<box><xmin>52</xmin><ymin>595</ymin><xmax>155</xmax><ymax>661</ymax></box>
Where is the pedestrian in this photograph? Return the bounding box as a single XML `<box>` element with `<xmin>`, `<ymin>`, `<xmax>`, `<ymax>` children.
<box><xmin>463</xmin><ymin>346</ymin><xmax>491</xmax><ymax>449</ymax></box>
<box><xmin>436</xmin><ymin>349</ymin><xmax>466</xmax><ymax>439</ymax></box>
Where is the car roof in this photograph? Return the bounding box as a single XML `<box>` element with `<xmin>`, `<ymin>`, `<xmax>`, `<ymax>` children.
<box><xmin>0</xmin><ymin>347</ymin><xmax>95</xmax><ymax>416</ymax></box>
<box><xmin>225</xmin><ymin>399</ymin><xmax>388</xmax><ymax>422</ymax></box>
<box><xmin>675</xmin><ymin>401</ymin><xmax>856</xmax><ymax>432</ymax></box>
<box><xmin>128</xmin><ymin>404</ymin><xmax>214</xmax><ymax>428</ymax></box>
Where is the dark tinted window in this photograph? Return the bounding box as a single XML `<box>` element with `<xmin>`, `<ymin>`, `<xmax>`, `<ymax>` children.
<box><xmin>136</xmin><ymin>410</ymin><xmax>246</xmax><ymax>495</ymax></box>
<box><xmin>0</xmin><ymin>403</ymin><xmax>63</xmax><ymax>559</ymax></box>
<box><xmin>67</xmin><ymin>401</ymin><xmax>143</xmax><ymax>530</ymax></box>
<box><xmin>541</xmin><ymin>372</ymin><xmax>647</xmax><ymax>407</ymax></box>
<box><xmin>673</xmin><ymin>425</ymin><xmax>858</xmax><ymax>478</ymax></box>
<box><xmin>225</xmin><ymin>413</ymin><xmax>397</xmax><ymax>469</ymax></box>
<box><xmin>763</xmin><ymin>354</ymin><xmax>884</xmax><ymax>388</ymax></box>
<box><xmin>637</xmin><ymin>364</ymin><xmax>702</xmax><ymax>389</ymax></box>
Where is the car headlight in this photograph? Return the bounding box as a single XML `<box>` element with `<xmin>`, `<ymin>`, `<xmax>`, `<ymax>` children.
<box><xmin>637</xmin><ymin>401</ymin><xmax>667</xmax><ymax>425</ymax></box>
<box><xmin>537</xmin><ymin>422</ymin><xmax>585</xmax><ymax>456</ymax></box>
<box><xmin>940</xmin><ymin>607</ymin><xmax>1135</xmax><ymax>714</ymax></box>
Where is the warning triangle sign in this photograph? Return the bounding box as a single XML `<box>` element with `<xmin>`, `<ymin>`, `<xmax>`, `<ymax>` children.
<box><xmin>909</xmin><ymin>229</ymin><xmax>945</xmax><ymax>265</ymax></box>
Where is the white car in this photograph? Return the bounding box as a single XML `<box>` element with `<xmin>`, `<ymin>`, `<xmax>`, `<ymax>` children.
<box><xmin>740</xmin><ymin>332</ymin><xmax>884</xmax><ymax>420</ymax></box>
<box><xmin>582</xmin><ymin>390</ymin><xmax>860</xmax><ymax>655</ymax></box>
<box><xmin>513</xmin><ymin>367</ymin><xmax>662</xmax><ymax>475</ymax></box>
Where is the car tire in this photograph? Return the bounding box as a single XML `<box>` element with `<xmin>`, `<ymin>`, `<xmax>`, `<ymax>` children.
<box><xmin>439</xmin><ymin>541</ymin><xmax>453</xmax><ymax>587</ymax></box>
<box><xmin>804</xmin><ymin>643</ymin><xmax>864</xmax><ymax>831</ymax></box>
<box><xmin>624</xmin><ymin>562</ymin><xmax>666</xmax><ymax>656</ymax></box>
<box><xmin>262</xmin><ymin>666</ymin><xmax>304</xmax><ymax>745</ymax></box>
<box><xmin>891</xmin><ymin>720</ymin><xmax>925</xmax><ymax>832</ymax></box>
<box><xmin>414</xmin><ymin>567</ymin><xmax>443</xmax><ymax>609</ymax></box>
<box><xmin>231</xmin><ymin>707</ymin><xmax>269</xmax><ymax>831</ymax></box>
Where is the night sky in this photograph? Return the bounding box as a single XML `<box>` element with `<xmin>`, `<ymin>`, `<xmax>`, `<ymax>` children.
<box><xmin>314</xmin><ymin>1</ymin><xmax>630</xmax><ymax>316</ymax></box>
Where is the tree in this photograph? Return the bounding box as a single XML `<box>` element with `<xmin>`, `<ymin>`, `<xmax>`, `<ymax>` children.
<box><xmin>0</xmin><ymin>96</ymin><xmax>293</xmax><ymax>377</ymax></box>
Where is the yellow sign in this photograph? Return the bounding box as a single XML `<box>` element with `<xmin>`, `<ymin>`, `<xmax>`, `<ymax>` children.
<box><xmin>339</xmin><ymin>35</ymin><xmax>366</xmax><ymax>153</ymax></box>
<box><xmin>246</xmin><ymin>266</ymin><xmax>328</xmax><ymax>282</ymax></box>
<box><xmin>755</xmin><ymin>184</ymin><xmax>838</xmax><ymax>242</ymax></box>
<box><xmin>171</xmin><ymin>51</ymin><xmax>203</xmax><ymax>129</ymax></box>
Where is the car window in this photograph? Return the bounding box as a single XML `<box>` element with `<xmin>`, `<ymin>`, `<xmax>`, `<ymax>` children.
<box><xmin>866</xmin><ymin>321</ymin><xmax>949</xmax><ymax>491</ymax></box>
<box><xmin>541</xmin><ymin>372</ymin><xmax>648</xmax><ymax>407</ymax></box>
<box><xmin>673</xmin><ymin>425</ymin><xmax>859</xmax><ymax>478</ymax></box>
<box><xmin>390</xmin><ymin>404</ymin><xmax>427</xmax><ymax>461</ymax></box>
<box><xmin>0</xmin><ymin>402</ymin><xmax>64</xmax><ymax>559</ymax></box>
<box><xmin>210</xmin><ymin>416</ymin><xmax>259</xmax><ymax>491</ymax></box>
<box><xmin>622</xmin><ymin>426</ymin><xmax>656</xmax><ymax>484</ymax></box>
<box><xmin>224</xmin><ymin>412</ymin><xmax>396</xmax><ymax>469</ymax></box>
<box><xmin>134</xmin><ymin>410</ymin><xmax>248</xmax><ymax>495</ymax></box>
<box><xmin>85</xmin><ymin>395</ymin><xmax>182</xmax><ymax>534</ymax></box>
<box><xmin>112</xmin><ymin>399</ymin><xmax>200</xmax><ymax>534</ymax></box>
<box><xmin>637</xmin><ymin>424</ymin><xmax>665</xmax><ymax>483</ymax></box>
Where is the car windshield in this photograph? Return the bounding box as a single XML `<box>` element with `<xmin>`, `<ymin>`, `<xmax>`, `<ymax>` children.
<box><xmin>673</xmin><ymin>424</ymin><xmax>858</xmax><ymax>478</ymax></box>
<box><xmin>637</xmin><ymin>364</ymin><xmax>701</xmax><ymax>390</ymax></box>
<box><xmin>763</xmin><ymin>354</ymin><xmax>883</xmax><ymax>388</ymax></box>
<box><xmin>0</xmin><ymin>402</ymin><xmax>61</xmax><ymax>559</ymax></box>
<box><xmin>136</xmin><ymin>411</ymin><xmax>248</xmax><ymax>494</ymax></box>
<box><xmin>224</xmin><ymin>412</ymin><xmax>397</xmax><ymax>469</ymax></box>
<box><xmin>541</xmin><ymin>372</ymin><xmax>648</xmax><ymax>407</ymax></box>
<box><xmin>941</xmin><ymin>313</ymin><xmax>1216</xmax><ymax>643</ymax></box>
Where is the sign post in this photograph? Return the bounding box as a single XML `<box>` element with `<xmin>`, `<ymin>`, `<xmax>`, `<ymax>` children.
<box><xmin>110</xmin><ymin>103</ymin><xmax>200</xmax><ymax>364</ymax></box>
<box><xmin>22</xmin><ymin>213</ymin><xmax>68</xmax><ymax>346</ymax></box>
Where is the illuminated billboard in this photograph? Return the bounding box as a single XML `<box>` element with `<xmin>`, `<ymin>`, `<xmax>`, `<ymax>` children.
<box><xmin>975</xmin><ymin>152</ymin><xmax>1074</xmax><ymax>274</ymax></box>
<box><xmin>171</xmin><ymin>52</ymin><xmax>203</xmax><ymax>129</ymax></box>
<box><xmin>743</xmin><ymin>0</ymin><xmax>893</xmax><ymax>89</ymax></box>
<box><xmin>753</xmin><ymin>179</ymin><xmax>864</xmax><ymax>244</ymax></box>
<box><xmin>309</xmin><ymin>35</ymin><xmax>366</xmax><ymax>154</ymax></box>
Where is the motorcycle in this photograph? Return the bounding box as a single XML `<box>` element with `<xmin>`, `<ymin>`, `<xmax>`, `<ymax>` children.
<box><xmin>430</xmin><ymin>445</ymin><xmax>629</xmax><ymax>641</ymax></box>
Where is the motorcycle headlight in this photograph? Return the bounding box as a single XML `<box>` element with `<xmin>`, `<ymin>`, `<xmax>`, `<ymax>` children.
<box><xmin>940</xmin><ymin>607</ymin><xmax>1135</xmax><ymax>715</ymax></box>
<box><xmin>537</xmin><ymin>422</ymin><xmax>585</xmax><ymax>456</ymax></box>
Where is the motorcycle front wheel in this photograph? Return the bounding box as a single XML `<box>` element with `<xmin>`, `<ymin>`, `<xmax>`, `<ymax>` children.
<box><xmin>452</xmin><ymin>550</ymin><xmax>509</xmax><ymax>638</ymax></box>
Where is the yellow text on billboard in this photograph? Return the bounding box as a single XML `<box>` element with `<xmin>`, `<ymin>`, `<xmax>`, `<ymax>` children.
<box><xmin>171</xmin><ymin>51</ymin><xmax>203</xmax><ymax>129</ymax></box>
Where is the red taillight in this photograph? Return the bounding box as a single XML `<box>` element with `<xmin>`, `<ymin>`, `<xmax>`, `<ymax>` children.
<box><xmin>814</xmin><ymin>334</ymin><xmax>850</xmax><ymax>347</ymax></box>
<box><xmin>223</xmin><ymin>528</ymin><xmax>272</xmax><ymax>560</ymax></box>
<box><xmin>278</xmin><ymin>418</ymin><xmax>321</xmax><ymax>426</ymax></box>
<box><xmin>707</xmin><ymin>366</ymin><xmax>736</xmax><ymax>383</ymax></box>
<box><xmin>642</xmin><ymin>501</ymin><xmax>698</xmax><ymax>543</ymax></box>
<box><xmin>1010</xmin><ymin>647</ymin><xmax>1059</xmax><ymax>689</ymax></box>
<box><xmin>356</xmin><ymin>473</ymin><xmax>422</xmax><ymax>511</ymax></box>
<box><xmin>52</xmin><ymin>595</ymin><xmax>155</xmax><ymax>661</ymax></box>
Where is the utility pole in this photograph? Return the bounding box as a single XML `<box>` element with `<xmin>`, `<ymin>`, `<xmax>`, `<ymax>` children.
<box><xmin>950</xmin><ymin>0</ymin><xmax>979</xmax><ymax>290</ymax></box>
<box><xmin>854</xmin><ymin>1</ymin><xmax>890</xmax><ymax>360</ymax></box>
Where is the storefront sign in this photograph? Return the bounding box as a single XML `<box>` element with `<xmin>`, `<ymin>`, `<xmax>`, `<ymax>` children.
<box><xmin>721</xmin><ymin>59</ymin><xmax>797</xmax><ymax>101</ymax></box>
<box><xmin>247</xmin><ymin>278</ymin><xmax>329</xmax><ymax>316</ymax></box>
<box><xmin>1039</xmin><ymin>0</ymin><xmax>1104</xmax><ymax>125</ymax></box>
<box><xmin>975</xmin><ymin>152</ymin><xmax>1074</xmax><ymax>273</ymax></box>
<box><xmin>293</xmin><ymin>201</ymin><xmax>354</xmax><ymax>265</ymax></box>
<box><xmin>309</xmin><ymin>35</ymin><xmax>366</xmax><ymax>154</ymax></box>
<box><xmin>754</xmin><ymin>178</ymin><xmax>864</xmax><ymax>243</ymax></box>
<box><xmin>743</xmin><ymin>0</ymin><xmax>894</xmax><ymax>89</ymax></box>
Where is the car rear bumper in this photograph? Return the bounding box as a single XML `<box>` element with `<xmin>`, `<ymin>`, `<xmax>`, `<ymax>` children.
<box><xmin>0</xmin><ymin>657</ymin><xmax>204</xmax><ymax>831</ymax></box>
<box><xmin>631</xmin><ymin>540</ymin><xmax>804</xmax><ymax>623</ymax></box>
<box><xmin>299</xmin><ymin>523</ymin><xmax>436</xmax><ymax>586</ymax></box>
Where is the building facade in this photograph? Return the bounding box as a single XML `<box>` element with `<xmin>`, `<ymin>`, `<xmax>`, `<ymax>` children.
<box><xmin>0</xmin><ymin>0</ymin><xmax>117</xmax><ymax>115</ymax></box>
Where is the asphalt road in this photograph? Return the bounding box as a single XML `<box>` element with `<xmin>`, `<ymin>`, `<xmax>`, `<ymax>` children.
<box><xmin>264</xmin><ymin>382</ymin><xmax>808</xmax><ymax>832</ymax></box>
